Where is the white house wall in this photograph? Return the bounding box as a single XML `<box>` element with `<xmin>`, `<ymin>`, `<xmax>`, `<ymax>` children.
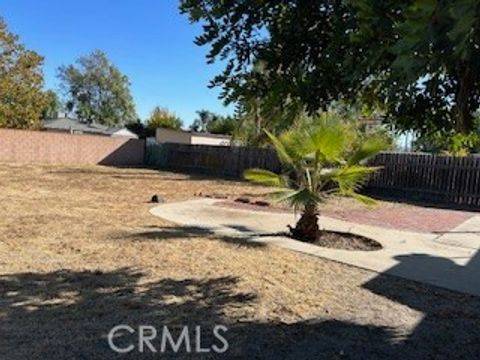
<box><xmin>190</xmin><ymin>135</ymin><xmax>230</xmax><ymax>146</ymax></box>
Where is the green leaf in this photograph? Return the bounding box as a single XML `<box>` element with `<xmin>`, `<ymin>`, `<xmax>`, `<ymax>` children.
<box><xmin>281</xmin><ymin>188</ymin><xmax>322</xmax><ymax>208</ymax></box>
<box><xmin>331</xmin><ymin>165</ymin><xmax>380</xmax><ymax>194</ymax></box>
<box><xmin>264</xmin><ymin>130</ymin><xmax>295</xmax><ymax>167</ymax></box>
<box><xmin>244</xmin><ymin>168</ymin><xmax>288</xmax><ymax>187</ymax></box>
<box><xmin>303</xmin><ymin>115</ymin><xmax>346</xmax><ymax>164</ymax></box>
<box><xmin>348</xmin><ymin>136</ymin><xmax>389</xmax><ymax>165</ymax></box>
<box><xmin>349</xmin><ymin>192</ymin><xmax>377</xmax><ymax>206</ymax></box>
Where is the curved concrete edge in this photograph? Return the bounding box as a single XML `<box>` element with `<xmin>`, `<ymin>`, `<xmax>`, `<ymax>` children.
<box><xmin>150</xmin><ymin>199</ymin><xmax>480</xmax><ymax>297</ymax></box>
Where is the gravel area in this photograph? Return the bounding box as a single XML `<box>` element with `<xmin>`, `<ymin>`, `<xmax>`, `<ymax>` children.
<box><xmin>0</xmin><ymin>164</ymin><xmax>479</xmax><ymax>359</ymax></box>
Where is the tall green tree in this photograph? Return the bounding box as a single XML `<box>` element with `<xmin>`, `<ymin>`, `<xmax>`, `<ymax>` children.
<box><xmin>190</xmin><ymin>109</ymin><xmax>236</xmax><ymax>135</ymax></box>
<box><xmin>147</xmin><ymin>106</ymin><xmax>183</xmax><ymax>130</ymax></box>
<box><xmin>41</xmin><ymin>90</ymin><xmax>62</xmax><ymax>119</ymax></box>
<box><xmin>190</xmin><ymin>110</ymin><xmax>217</xmax><ymax>132</ymax></box>
<box><xmin>58</xmin><ymin>50</ymin><xmax>136</xmax><ymax>126</ymax></box>
<box><xmin>180</xmin><ymin>0</ymin><xmax>480</xmax><ymax>135</ymax></box>
<box><xmin>0</xmin><ymin>18</ymin><xmax>47</xmax><ymax>129</ymax></box>
<box><xmin>207</xmin><ymin>115</ymin><xmax>236</xmax><ymax>135</ymax></box>
<box><xmin>125</xmin><ymin>119</ymin><xmax>154</xmax><ymax>138</ymax></box>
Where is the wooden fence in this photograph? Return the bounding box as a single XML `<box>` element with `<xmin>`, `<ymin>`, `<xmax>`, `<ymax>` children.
<box><xmin>146</xmin><ymin>143</ymin><xmax>480</xmax><ymax>209</ymax></box>
<box><xmin>364</xmin><ymin>152</ymin><xmax>480</xmax><ymax>208</ymax></box>
<box><xmin>146</xmin><ymin>143</ymin><xmax>281</xmax><ymax>178</ymax></box>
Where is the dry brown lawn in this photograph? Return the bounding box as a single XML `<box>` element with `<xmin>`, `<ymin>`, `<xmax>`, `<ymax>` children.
<box><xmin>0</xmin><ymin>163</ymin><xmax>479</xmax><ymax>359</ymax></box>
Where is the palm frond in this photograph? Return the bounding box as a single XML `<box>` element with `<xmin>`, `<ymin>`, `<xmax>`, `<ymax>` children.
<box><xmin>304</xmin><ymin>118</ymin><xmax>346</xmax><ymax>164</ymax></box>
<box><xmin>269</xmin><ymin>189</ymin><xmax>301</xmax><ymax>202</ymax></box>
<box><xmin>348</xmin><ymin>136</ymin><xmax>389</xmax><ymax>166</ymax></box>
<box><xmin>348</xmin><ymin>192</ymin><xmax>377</xmax><ymax>206</ymax></box>
<box><xmin>330</xmin><ymin>165</ymin><xmax>380</xmax><ymax>194</ymax></box>
<box><xmin>244</xmin><ymin>168</ymin><xmax>288</xmax><ymax>187</ymax></box>
<box><xmin>286</xmin><ymin>188</ymin><xmax>322</xmax><ymax>207</ymax></box>
<box><xmin>245</xmin><ymin>116</ymin><xmax>384</xmax><ymax>215</ymax></box>
<box><xmin>264</xmin><ymin>130</ymin><xmax>295</xmax><ymax>166</ymax></box>
<box><xmin>268</xmin><ymin>188</ymin><xmax>322</xmax><ymax>207</ymax></box>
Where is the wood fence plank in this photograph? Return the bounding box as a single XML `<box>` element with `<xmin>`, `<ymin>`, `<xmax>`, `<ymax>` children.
<box><xmin>152</xmin><ymin>144</ymin><xmax>480</xmax><ymax>209</ymax></box>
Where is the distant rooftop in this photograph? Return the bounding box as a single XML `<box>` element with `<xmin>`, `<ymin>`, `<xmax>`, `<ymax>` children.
<box><xmin>158</xmin><ymin>127</ymin><xmax>232</xmax><ymax>139</ymax></box>
<box><xmin>42</xmin><ymin>117</ymin><xmax>137</xmax><ymax>138</ymax></box>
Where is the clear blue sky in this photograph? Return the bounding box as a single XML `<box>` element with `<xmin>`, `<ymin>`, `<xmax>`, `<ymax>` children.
<box><xmin>0</xmin><ymin>0</ymin><xmax>232</xmax><ymax>126</ymax></box>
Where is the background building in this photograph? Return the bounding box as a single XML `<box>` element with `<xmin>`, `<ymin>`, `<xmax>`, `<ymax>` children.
<box><xmin>155</xmin><ymin>128</ymin><xmax>231</xmax><ymax>146</ymax></box>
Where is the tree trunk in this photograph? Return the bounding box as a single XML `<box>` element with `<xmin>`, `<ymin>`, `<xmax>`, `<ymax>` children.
<box><xmin>289</xmin><ymin>204</ymin><xmax>319</xmax><ymax>242</ymax></box>
<box><xmin>455</xmin><ymin>65</ymin><xmax>474</xmax><ymax>134</ymax></box>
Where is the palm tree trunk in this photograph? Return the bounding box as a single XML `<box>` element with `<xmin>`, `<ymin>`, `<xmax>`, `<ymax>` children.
<box><xmin>289</xmin><ymin>204</ymin><xmax>319</xmax><ymax>242</ymax></box>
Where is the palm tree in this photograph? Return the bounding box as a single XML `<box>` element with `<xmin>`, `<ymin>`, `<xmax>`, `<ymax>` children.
<box><xmin>244</xmin><ymin>114</ymin><xmax>388</xmax><ymax>242</ymax></box>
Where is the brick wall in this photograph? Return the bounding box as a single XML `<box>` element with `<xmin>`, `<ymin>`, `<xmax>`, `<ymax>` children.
<box><xmin>0</xmin><ymin>129</ymin><xmax>145</xmax><ymax>166</ymax></box>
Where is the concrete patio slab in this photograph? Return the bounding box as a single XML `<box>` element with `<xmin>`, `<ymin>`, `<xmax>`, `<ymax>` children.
<box><xmin>150</xmin><ymin>199</ymin><xmax>480</xmax><ymax>297</ymax></box>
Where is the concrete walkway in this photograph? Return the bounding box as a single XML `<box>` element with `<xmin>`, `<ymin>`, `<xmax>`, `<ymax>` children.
<box><xmin>150</xmin><ymin>199</ymin><xmax>480</xmax><ymax>297</ymax></box>
<box><xmin>434</xmin><ymin>215</ymin><xmax>480</xmax><ymax>249</ymax></box>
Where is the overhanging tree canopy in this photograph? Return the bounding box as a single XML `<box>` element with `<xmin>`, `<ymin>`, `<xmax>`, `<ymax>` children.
<box><xmin>0</xmin><ymin>18</ymin><xmax>47</xmax><ymax>129</ymax></box>
<box><xmin>180</xmin><ymin>0</ymin><xmax>480</xmax><ymax>134</ymax></box>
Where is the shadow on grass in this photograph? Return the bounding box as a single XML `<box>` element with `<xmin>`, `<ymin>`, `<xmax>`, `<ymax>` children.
<box><xmin>0</xmin><ymin>268</ymin><xmax>255</xmax><ymax>359</ymax></box>
<box><xmin>48</xmin><ymin>168</ymin><xmax>242</xmax><ymax>183</ymax></box>
<box><xmin>48</xmin><ymin>168</ymin><xmax>186</xmax><ymax>179</ymax></box>
<box><xmin>2</xmin><ymin>258</ymin><xmax>480</xmax><ymax>358</ymax></box>
<box><xmin>0</xmin><ymin>267</ymin><xmax>406</xmax><ymax>359</ymax></box>
<box><xmin>361</xmin><ymin>250</ymin><xmax>480</xmax><ymax>359</ymax></box>
<box><xmin>128</xmin><ymin>225</ymin><xmax>267</xmax><ymax>248</ymax></box>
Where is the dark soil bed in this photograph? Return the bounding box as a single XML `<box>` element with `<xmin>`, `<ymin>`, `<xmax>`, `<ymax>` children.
<box><xmin>309</xmin><ymin>230</ymin><xmax>382</xmax><ymax>251</ymax></box>
<box><xmin>263</xmin><ymin>230</ymin><xmax>382</xmax><ymax>251</ymax></box>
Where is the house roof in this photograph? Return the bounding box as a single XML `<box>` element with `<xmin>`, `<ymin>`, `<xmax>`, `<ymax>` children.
<box><xmin>158</xmin><ymin>127</ymin><xmax>231</xmax><ymax>139</ymax></box>
<box><xmin>42</xmin><ymin>118</ymin><xmax>138</xmax><ymax>138</ymax></box>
